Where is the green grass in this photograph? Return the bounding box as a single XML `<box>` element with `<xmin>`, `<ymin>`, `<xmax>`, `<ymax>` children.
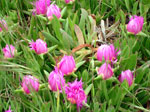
<box><xmin>0</xmin><ymin>0</ymin><xmax>150</xmax><ymax>112</ymax></box>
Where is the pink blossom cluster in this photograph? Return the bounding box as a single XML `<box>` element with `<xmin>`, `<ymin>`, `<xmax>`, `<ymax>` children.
<box><xmin>48</xmin><ymin>55</ymin><xmax>76</xmax><ymax>91</ymax></box>
<box><xmin>3</xmin><ymin>14</ymin><xmax>143</xmax><ymax>111</ymax></box>
<box><xmin>47</xmin><ymin>55</ymin><xmax>87</xmax><ymax>107</ymax></box>
<box><xmin>48</xmin><ymin>67</ymin><xmax>65</xmax><ymax>91</ymax></box>
<box><xmin>33</xmin><ymin>0</ymin><xmax>76</xmax><ymax>20</ymax></box>
<box><xmin>33</xmin><ymin>0</ymin><xmax>61</xmax><ymax>20</ymax></box>
<box><xmin>2</xmin><ymin>45</ymin><xmax>16</xmax><ymax>58</ymax></box>
<box><xmin>22</xmin><ymin>75</ymin><xmax>39</xmax><ymax>94</ymax></box>
<box><xmin>65</xmin><ymin>79</ymin><xmax>87</xmax><ymax>108</ymax></box>
<box><xmin>96</xmin><ymin>14</ymin><xmax>141</xmax><ymax>85</ymax></box>
<box><xmin>97</xmin><ymin>44</ymin><xmax>120</xmax><ymax>62</ymax></box>
<box><xmin>96</xmin><ymin>44</ymin><xmax>134</xmax><ymax>86</ymax></box>
<box><xmin>29</xmin><ymin>39</ymin><xmax>48</xmax><ymax>54</ymax></box>
<box><xmin>127</xmin><ymin>15</ymin><xmax>144</xmax><ymax>35</ymax></box>
<box><xmin>47</xmin><ymin>55</ymin><xmax>87</xmax><ymax>108</ymax></box>
<box><xmin>96</xmin><ymin>44</ymin><xmax>118</xmax><ymax>80</ymax></box>
<box><xmin>58</xmin><ymin>55</ymin><xmax>76</xmax><ymax>75</ymax></box>
<box><xmin>16</xmin><ymin>52</ymin><xmax>86</xmax><ymax>109</ymax></box>
<box><xmin>34</xmin><ymin>0</ymin><xmax>51</xmax><ymax>15</ymax></box>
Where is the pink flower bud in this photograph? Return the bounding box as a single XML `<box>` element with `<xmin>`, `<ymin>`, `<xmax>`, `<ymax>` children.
<box><xmin>65</xmin><ymin>0</ymin><xmax>75</xmax><ymax>4</ymax></box>
<box><xmin>47</xmin><ymin>4</ymin><xmax>61</xmax><ymax>21</ymax></box>
<box><xmin>29</xmin><ymin>39</ymin><xmax>48</xmax><ymax>55</ymax></box>
<box><xmin>98</xmin><ymin>63</ymin><xmax>114</xmax><ymax>80</ymax></box>
<box><xmin>2</xmin><ymin>45</ymin><xmax>15</xmax><ymax>58</ymax></box>
<box><xmin>127</xmin><ymin>15</ymin><xmax>144</xmax><ymax>35</ymax></box>
<box><xmin>58</xmin><ymin>55</ymin><xmax>76</xmax><ymax>75</ymax></box>
<box><xmin>22</xmin><ymin>75</ymin><xmax>39</xmax><ymax>94</ymax></box>
<box><xmin>48</xmin><ymin>67</ymin><xmax>65</xmax><ymax>91</ymax></box>
<box><xmin>5</xmin><ymin>106</ymin><xmax>11</xmax><ymax>112</ymax></box>
<box><xmin>97</xmin><ymin>44</ymin><xmax>119</xmax><ymax>62</ymax></box>
<box><xmin>118</xmin><ymin>70</ymin><xmax>134</xmax><ymax>86</ymax></box>
<box><xmin>34</xmin><ymin>0</ymin><xmax>51</xmax><ymax>15</ymax></box>
<box><xmin>65</xmin><ymin>79</ymin><xmax>87</xmax><ymax>107</ymax></box>
<box><xmin>0</xmin><ymin>19</ymin><xmax>8</xmax><ymax>32</ymax></box>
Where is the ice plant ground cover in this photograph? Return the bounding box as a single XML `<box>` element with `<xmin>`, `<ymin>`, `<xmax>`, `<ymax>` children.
<box><xmin>0</xmin><ymin>0</ymin><xmax>150</xmax><ymax>112</ymax></box>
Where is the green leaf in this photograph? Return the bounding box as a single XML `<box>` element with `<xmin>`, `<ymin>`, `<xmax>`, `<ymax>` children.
<box><xmin>109</xmin><ymin>86</ymin><xmax>121</xmax><ymax>106</ymax></box>
<box><xmin>61</xmin><ymin>6</ymin><xmax>67</xmax><ymax>17</ymax></box>
<box><xmin>90</xmin><ymin>0</ymin><xmax>98</xmax><ymax>12</ymax></box>
<box><xmin>120</xmin><ymin>53</ymin><xmax>137</xmax><ymax>70</ymax></box>
<box><xmin>137</xmin><ymin>31</ymin><xmax>148</xmax><ymax>37</ymax></box>
<box><xmin>94</xmin><ymin>102</ymin><xmax>100</xmax><ymax>112</ymax></box>
<box><xmin>111</xmin><ymin>0</ymin><xmax>117</xmax><ymax>9</ymax></box>
<box><xmin>91</xmin><ymin>84</ymin><xmax>95</xmax><ymax>98</ymax></box>
<box><xmin>79</xmin><ymin>8</ymin><xmax>88</xmax><ymax>30</ymax></box>
<box><xmin>42</xmin><ymin>31</ymin><xmax>60</xmax><ymax>46</ymax></box>
<box><xmin>120</xmin><ymin>10</ymin><xmax>126</xmax><ymax>24</ymax></box>
<box><xmin>44</xmin><ymin>70</ymin><xmax>50</xmax><ymax>78</ymax></box>
<box><xmin>135</xmin><ymin>61</ymin><xmax>150</xmax><ymax>83</ymax></box>
<box><xmin>41</xmin><ymin>102</ymin><xmax>50</xmax><ymax>112</ymax></box>
<box><xmin>121</xmin><ymin>45</ymin><xmax>130</xmax><ymax>58</ymax></box>
<box><xmin>145</xmin><ymin>48</ymin><xmax>150</xmax><ymax>57</ymax></box>
<box><xmin>127</xmin><ymin>103</ymin><xmax>150</xmax><ymax>112</ymax></box>
<box><xmin>28</xmin><ymin>15</ymin><xmax>35</xmax><ymax>38</ymax></box>
<box><xmin>51</xmin><ymin>16</ymin><xmax>63</xmax><ymax>44</ymax></box>
<box><xmin>36</xmin><ymin>15</ymin><xmax>47</xmax><ymax>21</ymax></box>
<box><xmin>142</xmin><ymin>0</ymin><xmax>150</xmax><ymax>5</ymax></box>
<box><xmin>103</xmin><ymin>8</ymin><xmax>115</xmax><ymax>20</ymax></box>
<box><xmin>85</xmin><ymin>83</ymin><xmax>93</xmax><ymax>95</ymax></box>
<box><xmin>83</xmin><ymin>102</ymin><xmax>90</xmax><ymax>108</ymax></box>
<box><xmin>48</xmin><ymin>45</ymin><xmax>58</xmax><ymax>53</ymax></box>
<box><xmin>102</xmin><ymin>80</ymin><xmax>109</xmax><ymax>101</ymax></box>
<box><xmin>140</xmin><ymin>3</ymin><xmax>149</xmax><ymax>18</ymax></box>
<box><xmin>124</xmin><ymin>0</ymin><xmax>130</xmax><ymax>12</ymax></box>
<box><xmin>132</xmin><ymin>39</ymin><xmax>140</xmax><ymax>53</ymax></box>
<box><xmin>56</xmin><ymin>91</ymin><xmax>60</xmax><ymax>112</ymax></box>
<box><xmin>60</xmin><ymin>29</ymin><xmax>75</xmax><ymax>49</ymax></box>
<box><xmin>100</xmin><ymin>102</ymin><xmax>107</xmax><ymax>112</ymax></box>
<box><xmin>47</xmin><ymin>53</ymin><xmax>56</xmax><ymax>65</ymax></box>
<box><xmin>107</xmin><ymin>106</ymin><xmax>115</xmax><ymax>112</ymax></box>
<box><xmin>76</xmin><ymin>60</ymin><xmax>86</xmax><ymax>69</ymax></box>
<box><xmin>94</xmin><ymin>75</ymin><xmax>103</xmax><ymax>81</ymax></box>
<box><xmin>82</xmin><ymin>70</ymin><xmax>89</xmax><ymax>82</ymax></box>
<box><xmin>100</xmin><ymin>0</ymin><xmax>108</xmax><ymax>16</ymax></box>
<box><xmin>132</xmin><ymin>1</ymin><xmax>138</xmax><ymax>15</ymax></box>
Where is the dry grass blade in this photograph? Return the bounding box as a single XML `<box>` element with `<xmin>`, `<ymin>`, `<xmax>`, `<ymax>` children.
<box><xmin>95</xmin><ymin>19</ymin><xmax>120</xmax><ymax>44</ymax></box>
<box><xmin>72</xmin><ymin>44</ymin><xmax>92</xmax><ymax>53</ymax></box>
<box><xmin>74</xmin><ymin>24</ymin><xmax>85</xmax><ymax>45</ymax></box>
<box><xmin>39</xmin><ymin>32</ymin><xmax>45</xmax><ymax>40</ymax></box>
<box><xmin>101</xmin><ymin>20</ymin><xmax>106</xmax><ymax>40</ymax></box>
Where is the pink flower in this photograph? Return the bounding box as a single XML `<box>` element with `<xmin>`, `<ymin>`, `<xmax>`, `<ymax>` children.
<box><xmin>0</xmin><ymin>19</ymin><xmax>8</xmax><ymax>32</ymax></box>
<box><xmin>98</xmin><ymin>63</ymin><xmax>114</xmax><ymax>80</ymax></box>
<box><xmin>65</xmin><ymin>79</ymin><xmax>87</xmax><ymax>107</ymax></box>
<box><xmin>58</xmin><ymin>55</ymin><xmax>76</xmax><ymax>75</ymax></box>
<box><xmin>97</xmin><ymin>44</ymin><xmax>119</xmax><ymax>62</ymax></box>
<box><xmin>29</xmin><ymin>39</ymin><xmax>48</xmax><ymax>55</ymax></box>
<box><xmin>22</xmin><ymin>75</ymin><xmax>39</xmax><ymax>94</ymax></box>
<box><xmin>3</xmin><ymin>45</ymin><xmax>15</xmax><ymax>58</ymax></box>
<box><xmin>5</xmin><ymin>106</ymin><xmax>11</xmax><ymax>112</ymax></box>
<box><xmin>65</xmin><ymin>0</ymin><xmax>75</xmax><ymax>4</ymax></box>
<box><xmin>127</xmin><ymin>15</ymin><xmax>144</xmax><ymax>35</ymax></box>
<box><xmin>118</xmin><ymin>70</ymin><xmax>134</xmax><ymax>86</ymax></box>
<box><xmin>34</xmin><ymin>0</ymin><xmax>51</xmax><ymax>15</ymax></box>
<box><xmin>47</xmin><ymin>4</ymin><xmax>61</xmax><ymax>21</ymax></box>
<box><xmin>48</xmin><ymin>67</ymin><xmax>65</xmax><ymax>91</ymax></box>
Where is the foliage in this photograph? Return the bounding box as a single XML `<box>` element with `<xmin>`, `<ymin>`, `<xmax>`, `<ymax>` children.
<box><xmin>0</xmin><ymin>0</ymin><xmax>150</xmax><ymax>112</ymax></box>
